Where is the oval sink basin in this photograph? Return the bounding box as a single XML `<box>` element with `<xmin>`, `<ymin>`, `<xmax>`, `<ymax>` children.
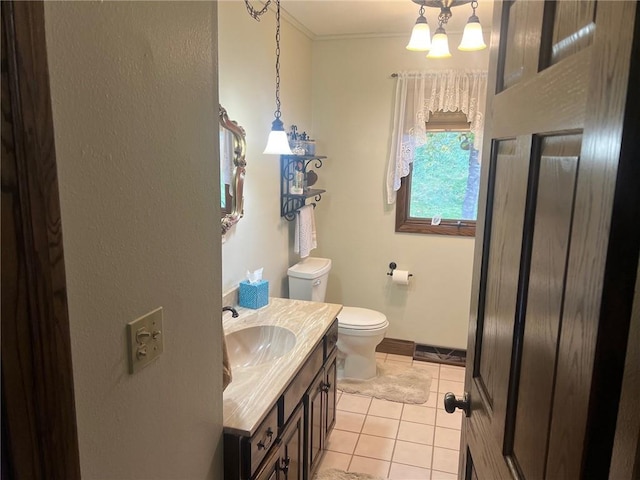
<box><xmin>226</xmin><ymin>325</ymin><xmax>296</xmax><ymax>369</ymax></box>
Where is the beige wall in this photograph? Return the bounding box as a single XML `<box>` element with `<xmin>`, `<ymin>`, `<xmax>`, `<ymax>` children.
<box><xmin>312</xmin><ymin>33</ymin><xmax>490</xmax><ymax>349</ymax></box>
<box><xmin>218</xmin><ymin>2</ymin><xmax>491</xmax><ymax>348</ymax></box>
<box><xmin>44</xmin><ymin>2</ymin><xmax>223</xmax><ymax>478</ymax></box>
<box><xmin>218</xmin><ymin>2</ymin><xmax>313</xmax><ymax>297</ymax></box>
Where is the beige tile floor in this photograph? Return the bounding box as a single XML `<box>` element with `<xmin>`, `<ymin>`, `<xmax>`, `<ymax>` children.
<box><xmin>318</xmin><ymin>353</ymin><xmax>465</xmax><ymax>480</ymax></box>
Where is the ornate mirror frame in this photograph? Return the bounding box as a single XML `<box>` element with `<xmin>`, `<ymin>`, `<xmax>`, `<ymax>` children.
<box><xmin>219</xmin><ymin>105</ymin><xmax>246</xmax><ymax>235</ymax></box>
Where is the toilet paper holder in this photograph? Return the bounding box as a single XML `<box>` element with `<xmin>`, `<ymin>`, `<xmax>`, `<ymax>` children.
<box><xmin>387</xmin><ymin>262</ymin><xmax>413</xmax><ymax>278</ymax></box>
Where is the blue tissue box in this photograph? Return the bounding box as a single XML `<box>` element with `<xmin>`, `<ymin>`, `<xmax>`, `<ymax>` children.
<box><xmin>238</xmin><ymin>280</ymin><xmax>269</xmax><ymax>309</ymax></box>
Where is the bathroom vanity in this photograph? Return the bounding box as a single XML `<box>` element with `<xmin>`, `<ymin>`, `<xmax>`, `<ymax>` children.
<box><xmin>223</xmin><ymin>298</ymin><xmax>342</xmax><ymax>480</ymax></box>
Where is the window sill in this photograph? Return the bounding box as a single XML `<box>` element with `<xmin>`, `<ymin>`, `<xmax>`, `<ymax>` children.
<box><xmin>395</xmin><ymin>218</ymin><xmax>476</xmax><ymax>237</ymax></box>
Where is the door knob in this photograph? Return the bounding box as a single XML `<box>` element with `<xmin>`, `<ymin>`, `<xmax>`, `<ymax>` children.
<box><xmin>444</xmin><ymin>392</ymin><xmax>470</xmax><ymax>417</ymax></box>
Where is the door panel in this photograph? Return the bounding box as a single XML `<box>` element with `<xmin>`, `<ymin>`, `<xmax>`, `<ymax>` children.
<box><xmin>512</xmin><ymin>134</ymin><xmax>581</xmax><ymax>479</ymax></box>
<box><xmin>461</xmin><ymin>1</ymin><xmax>639</xmax><ymax>479</ymax></box>
<box><xmin>500</xmin><ymin>1</ymin><xmax>544</xmax><ymax>90</ymax></box>
<box><xmin>477</xmin><ymin>138</ymin><xmax>529</xmax><ymax>442</ymax></box>
<box><xmin>548</xmin><ymin>0</ymin><xmax>596</xmax><ymax>65</ymax></box>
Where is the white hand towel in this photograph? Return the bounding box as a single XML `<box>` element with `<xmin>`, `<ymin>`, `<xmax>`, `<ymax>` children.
<box><xmin>294</xmin><ymin>204</ymin><xmax>317</xmax><ymax>258</ymax></box>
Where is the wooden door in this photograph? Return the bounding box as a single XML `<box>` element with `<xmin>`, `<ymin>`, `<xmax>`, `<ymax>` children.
<box><xmin>451</xmin><ymin>1</ymin><xmax>640</xmax><ymax>478</ymax></box>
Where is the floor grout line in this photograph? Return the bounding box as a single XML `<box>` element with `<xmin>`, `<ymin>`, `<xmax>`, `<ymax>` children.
<box><xmin>325</xmin><ymin>358</ymin><xmax>460</xmax><ymax>479</ymax></box>
<box><xmin>429</xmin><ymin>364</ymin><xmax>441</xmax><ymax>479</ymax></box>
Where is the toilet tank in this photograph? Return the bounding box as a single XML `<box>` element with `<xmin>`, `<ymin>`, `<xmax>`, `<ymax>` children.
<box><xmin>287</xmin><ymin>257</ymin><xmax>332</xmax><ymax>302</ymax></box>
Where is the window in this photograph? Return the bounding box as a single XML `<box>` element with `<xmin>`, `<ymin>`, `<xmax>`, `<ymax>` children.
<box><xmin>395</xmin><ymin>111</ymin><xmax>480</xmax><ymax>236</ymax></box>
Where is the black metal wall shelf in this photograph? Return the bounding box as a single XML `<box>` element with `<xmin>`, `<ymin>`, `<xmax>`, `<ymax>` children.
<box><xmin>280</xmin><ymin>155</ymin><xmax>327</xmax><ymax>221</ymax></box>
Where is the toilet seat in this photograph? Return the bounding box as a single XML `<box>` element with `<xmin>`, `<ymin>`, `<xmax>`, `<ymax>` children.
<box><xmin>338</xmin><ymin>307</ymin><xmax>388</xmax><ymax>335</ymax></box>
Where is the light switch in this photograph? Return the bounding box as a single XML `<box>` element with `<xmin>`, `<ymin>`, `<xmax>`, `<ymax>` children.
<box><xmin>127</xmin><ymin>307</ymin><xmax>164</xmax><ymax>374</ymax></box>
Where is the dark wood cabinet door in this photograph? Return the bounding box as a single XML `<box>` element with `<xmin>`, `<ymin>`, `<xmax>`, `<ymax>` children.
<box><xmin>460</xmin><ymin>1</ymin><xmax>640</xmax><ymax>479</ymax></box>
<box><xmin>252</xmin><ymin>448</ymin><xmax>280</xmax><ymax>480</ymax></box>
<box><xmin>305</xmin><ymin>369</ymin><xmax>325</xmax><ymax>478</ymax></box>
<box><xmin>324</xmin><ymin>351</ymin><xmax>337</xmax><ymax>436</ymax></box>
<box><xmin>280</xmin><ymin>404</ymin><xmax>304</xmax><ymax>480</ymax></box>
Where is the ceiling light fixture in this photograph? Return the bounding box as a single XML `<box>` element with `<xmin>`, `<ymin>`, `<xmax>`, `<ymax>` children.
<box><xmin>244</xmin><ymin>0</ymin><xmax>293</xmax><ymax>155</ymax></box>
<box><xmin>407</xmin><ymin>0</ymin><xmax>486</xmax><ymax>58</ymax></box>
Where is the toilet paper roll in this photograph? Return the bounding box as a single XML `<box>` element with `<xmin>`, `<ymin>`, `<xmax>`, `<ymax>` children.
<box><xmin>391</xmin><ymin>269</ymin><xmax>410</xmax><ymax>285</ymax></box>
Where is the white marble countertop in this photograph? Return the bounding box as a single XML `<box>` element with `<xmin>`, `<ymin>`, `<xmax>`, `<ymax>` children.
<box><xmin>222</xmin><ymin>297</ymin><xmax>342</xmax><ymax>437</ymax></box>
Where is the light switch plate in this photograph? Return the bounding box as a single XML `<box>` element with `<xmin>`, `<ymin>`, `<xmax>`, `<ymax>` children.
<box><xmin>127</xmin><ymin>307</ymin><xmax>164</xmax><ymax>374</ymax></box>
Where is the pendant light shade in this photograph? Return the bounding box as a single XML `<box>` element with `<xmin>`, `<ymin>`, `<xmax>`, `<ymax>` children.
<box><xmin>427</xmin><ymin>26</ymin><xmax>451</xmax><ymax>58</ymax></box>
<box><xmin>263</xmin><ymin>118</ymin><xmax>292</xmax><ymax>155</ymax></box>
<box><xmin>458</xmin><ymin>13</ymin><xmax>486</xmax><ymax>51</ymax></box>
<box><xmin>406</xmin><ymin>12</ymin><xmax>431</xmax><ymax>51</ymax></box>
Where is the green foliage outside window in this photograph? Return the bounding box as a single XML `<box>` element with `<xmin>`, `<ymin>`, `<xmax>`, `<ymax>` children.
<box><xmin>409</xmin><ymin>132</ymin><xmax>480</xmax><ymax>221</ymax></box>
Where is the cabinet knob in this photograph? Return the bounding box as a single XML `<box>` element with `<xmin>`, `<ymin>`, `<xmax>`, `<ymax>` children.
<box><xmin>320</xmin><ymin>381</ymin><xmax>331</xmax><ymax>393</ymax></box>
<box><xmin>278</xmin><ymin>457</ymin><xmax>290</xmax><ymax>475</ymax></box>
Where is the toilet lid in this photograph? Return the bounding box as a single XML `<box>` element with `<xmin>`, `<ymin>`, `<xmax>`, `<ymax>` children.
<box><xmin>338</xmin><ymin>306</ymin><xmax>388</xmax><ymax>330</ymax></box>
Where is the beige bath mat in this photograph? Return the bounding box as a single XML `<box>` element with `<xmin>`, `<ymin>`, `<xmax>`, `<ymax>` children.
<box><xmin>314</xmin><ymin>468</ymin><xmax>386</xmax><ymax>480</ymax></box>
<box><xmin>337</xmin><ymin>361</ymin><xmax>432</xmax><ymax>404</ymax></box>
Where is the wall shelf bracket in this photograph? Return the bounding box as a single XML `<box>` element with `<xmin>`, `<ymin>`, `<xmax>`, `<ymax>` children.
<box><xmin>280</xmin><ymin>155</ymin><xmax>327</xmax><ymax>221</ymax></box>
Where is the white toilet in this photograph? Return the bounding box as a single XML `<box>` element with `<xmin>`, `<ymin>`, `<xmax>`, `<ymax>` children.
<box><xmin>287</xmin><ymin>257</ymin><xmax>389</xmax><ymax>380</ymax></box>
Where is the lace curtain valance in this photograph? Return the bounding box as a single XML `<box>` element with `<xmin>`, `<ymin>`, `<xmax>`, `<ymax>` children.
<box><xmin>386</xmin><ymin>70</ymin><xmax>488</xmax><ymax>204</ymax></box>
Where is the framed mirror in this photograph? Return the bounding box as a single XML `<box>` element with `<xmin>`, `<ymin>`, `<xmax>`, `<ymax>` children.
<box><xmin>219</xmin><ymin>105</ymin><xmax>246</xmax><ymax>235</ymax></box>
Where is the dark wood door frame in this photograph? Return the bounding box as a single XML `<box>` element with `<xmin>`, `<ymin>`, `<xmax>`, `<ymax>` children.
<box><xmin>1</xmin><ymin>1</ymin><xmax>81</xmax><ymax>479</ymax></box>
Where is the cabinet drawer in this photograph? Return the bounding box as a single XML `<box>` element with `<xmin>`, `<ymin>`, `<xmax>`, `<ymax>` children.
<box><xmin>281</xmin><ymin>342</ymin><xmax>323</xmax><ymax>427</ymax></box>
<box><xmin>246</xmin><ymin>404</ymin><xmax>278</xmax><ymax>477</ymax></box>
<box><xmin>324</xmin><ymin>319</ymin><xmax>339</xmax><ymax>360</ymax></box>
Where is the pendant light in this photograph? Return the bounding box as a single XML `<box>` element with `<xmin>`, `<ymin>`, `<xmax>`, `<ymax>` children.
<box><xmin>263</xmin><ymin>0</ymin><xmax>292</xmax><ymax>155</ymax></box>
<box><xmin>406</xmin><ymin>4</ymin><xmax>431</xmax><ymax>51</ymax></box>
<box><xmin>458</xmin><ymin>1</ymin><xmax>487</xmax><ymax>51</ymax></box>
<box><xmin>427</xmin><ymin>24</ymin><xmax>451</xmax><ymax>58</ymax></box>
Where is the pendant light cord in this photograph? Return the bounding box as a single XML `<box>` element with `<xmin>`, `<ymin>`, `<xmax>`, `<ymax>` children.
<box><xmin>274</xmin><ymin>0</ymin><xmax>282</xmax><ymax>119</ymax></box>
<box><xmin>243</xmin><ymin>0</ymin><xmax>283</xmax><ymax>121</ymax></box>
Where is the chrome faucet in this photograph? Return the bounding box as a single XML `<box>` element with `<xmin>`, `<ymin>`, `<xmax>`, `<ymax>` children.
<box><xmin>222</xmin><ymin>306</ymin><xmax>239</xmax><ymax>318</ymax></box>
